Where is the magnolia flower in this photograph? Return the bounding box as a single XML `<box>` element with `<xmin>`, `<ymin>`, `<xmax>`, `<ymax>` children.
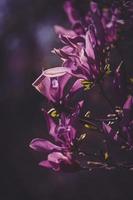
<box><xmin>30</xmin><ymin>0</ymin><xmax>133</xmax><ymax>172</ymax></box>
<box><xmin>30</xmin><ymin>112</ymin><xmax>81</xmax><ymax>171</ymax></box>
<box><xmin>32</xmin><ymin>67</ymin><xmax>85</xmax><ymax>104</ymax></box>
<box><xmin>52</xmin><ymin>28</ymin><xmax>99</xmax><ymax>80</ymax></box>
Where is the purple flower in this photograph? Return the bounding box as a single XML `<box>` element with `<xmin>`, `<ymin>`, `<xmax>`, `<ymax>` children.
<box><xmin>29</xmin><ymin>0</ymin><xmax>133</xmax><ymax>172</ymax></box>
<box><xmin>52</xmin><ymin>29</ymin><xmax>99</xmax><ymax>80</ymax></box>
<box><xmin>32</xmin><ymin>67</ymin><xmax>85</xmax><ymax>104</ymax></box>
<box><xmin>30</xmin><ymin>112</ymin><xmax>81</xmax><ymax>171</ymax></box>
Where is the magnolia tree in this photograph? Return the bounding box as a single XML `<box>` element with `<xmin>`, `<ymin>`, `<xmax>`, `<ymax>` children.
<box><xmin>29</xmin><ymin>0</ymin><xmax>133</xmax><ymax>172</ymax></box>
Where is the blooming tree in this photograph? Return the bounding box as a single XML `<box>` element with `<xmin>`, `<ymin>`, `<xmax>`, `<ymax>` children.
<box><xmin>30</xmin><ymin>0</ymin><xmax>133</xmax><ymax>172</ymax></box>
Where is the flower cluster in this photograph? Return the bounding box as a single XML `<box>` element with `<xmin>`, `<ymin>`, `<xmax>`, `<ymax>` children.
<box><xmin>30</xmin><ymin>0</ymin><xmax>133</xmax><ymax>172</ymax></box>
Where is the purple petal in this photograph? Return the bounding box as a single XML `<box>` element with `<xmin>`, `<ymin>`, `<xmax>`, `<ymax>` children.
<box><xmin>60</xmin><ymin>114</ymin><xmax>76</xmax><ymax>142</ymax></box>
<box><xmin>32</xmin><ymin>73</ymin><xmax>55</xmax><ymax>102</ymax></box>
<box><xmin>29</xmin><ymin>138</ymin><xmax>62</xmax><ymax>152</ymax></box>
<box><xmin>68</xmin><ymin>35</ymin><xmax>85</xmax><ymax>44</ymax></box>
<box><xmin>32</xmin><ymin>67</ymin><xmax>73</xmax><ymax>102</ymax></box>
<box><xmin>69</xmin><ymin>126</ymin><xmax>76</xmax><ymax>141</ymax></box>
<box><xmin>102</xmin><ymin>123</ymin><xmax>119</xmax><ymax>141</ymax></box>
<box><xmin>70</xmin><ymin>78</ymin><xmax>83</xmax><ymax>93</ymax></box>
<box><xmin>48</xmin><ymin>152</ymin><xmax>70</xmax><ymax>164</ymax></box>
<box><xmin>63</xmin><ymin>58</ymin><xmax>78</xmax><ymax>71</ymax></box>
<box><xmin>85</xmin><ymin>30</ymin><xmax>95</xmax><ymax>60</ymax></box>
<box><xmin>39</xmin><ymin>160</ymin><xmax>60</xmax><ymax>171</ymax></box>
<box><xmin>39</xmin><ymin>151</ymin><xmax>72</xmax><ymax>171</ymax></box>
<box><xmin>54</xmin><ymin>25</ymin><xmax>76</xmax><ymax>37</ymax></box>
<box><xmin>123</xmin><ymin>96</ymin><xmax>133</xmax><ymax>110</ymax></box>
<box><xmin>44</xmin><ymin>111</ymin><xmax>57</xmax><ymax>139</ymax></box>
<box><xmin>102</xmin><ymin>123</ymin><xmax>126</xmax><ymax>144</ymax></box>
<box><xmin>58</xmin><ymin>72</ymin><xmax>72</xmax><ymax>99</ymax></box>
<box><xmin>71</xmin><ymin>100</ymin><xmax>84</xmax><ymax>119</ymax></box>
<box><xmin>103</xmin><ymin>123</ymin><xmax>112</xmax><ymax>135</ymax></box>
<box><xmin>39</xmin><ymin>160</ymin><xmax>53</xmax><ymax>168</ymax></box>
<box><xmin>72</xmin><ymin>22</ymin><xmax>85</xmax><ymax>35</ymax></box>
<box><xmin>52</xmin><ymin>47</ymin><xmax>73</xmax><ymax>59</ymax></box>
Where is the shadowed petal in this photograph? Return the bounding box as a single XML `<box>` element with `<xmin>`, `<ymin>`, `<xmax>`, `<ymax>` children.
<box><xmin>123</xmin><ymin>96</ymin><xmax>133</xmax><ymax>110</ymax></box>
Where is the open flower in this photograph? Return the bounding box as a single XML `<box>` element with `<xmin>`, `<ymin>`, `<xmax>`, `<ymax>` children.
<box><xmin>32</xmin><ymin>67</ymin><xmax>85</xmax><ymax>105</ymax></box>
<box><xmin>29</xmin><ymin>112</ymin><xmax>81</xmax><ymax>171</ymax></box>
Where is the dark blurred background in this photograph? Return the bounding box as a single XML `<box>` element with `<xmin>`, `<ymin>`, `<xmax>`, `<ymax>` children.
<box><xmin>0</xmin><ymin>0</ymin><xmax>133</xmax><ymax>200</ymax></box>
